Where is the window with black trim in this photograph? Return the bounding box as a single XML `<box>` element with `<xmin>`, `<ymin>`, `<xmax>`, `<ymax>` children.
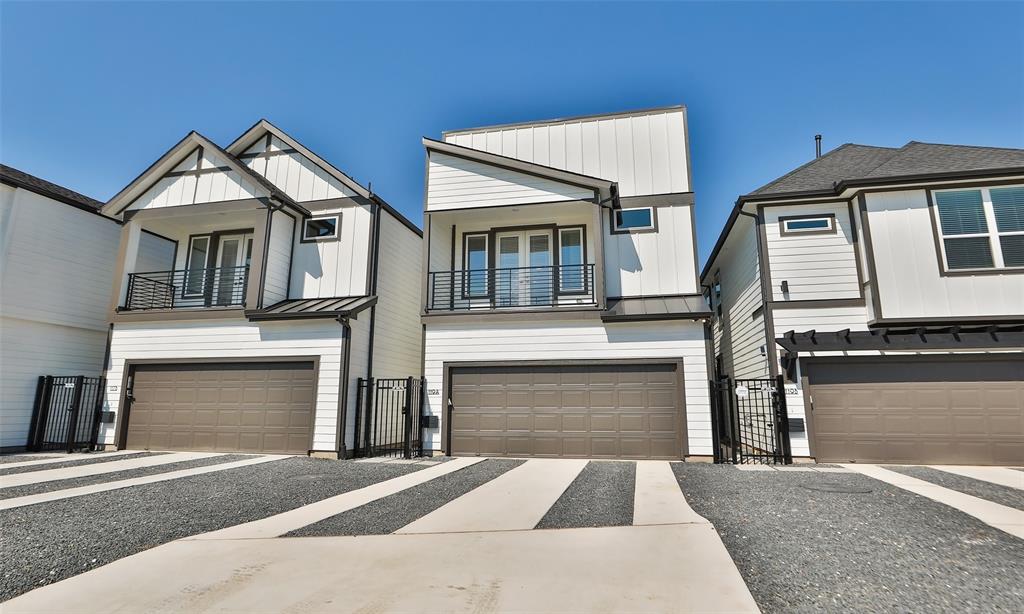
<box><xmin>463</xmin><ymin>233</ymin><xmax>488</xmax><ymax>297</ymax></box>
<box><xmin>613</xmin><ymin>207</ymin><xmax>654</xmax><ymax>231</ymax></box>
<box><xmin>303</xmin><ymin>215</ymin><xmax>339</xmax><ymax>241</ymax></box>
<box><xmin>558</xmin><ymin>227</ymin><xmax>585</xmax><ymax>293</ymax></box>
<box><xmin>780</xmin><ymin>215</ymin><xmax>835</xmax><ymax>234</ymax></box>
<box><xmin>934</xmin><ymin>186</ymin><xmax>1024</xmax><ymax>271</ymax></box>
<box><xmin>184</xmin><ymin>235</ymin><xmax>211</xmax><ymax>297</ymax></box>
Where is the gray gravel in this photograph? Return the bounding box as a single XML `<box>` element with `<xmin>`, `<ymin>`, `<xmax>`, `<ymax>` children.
<box><xmin>0</xmin><ymin>457</ymin><xmax>424</xmax><ymax>601</ymax></box>
<box><xmin>673</xmin><ymin>463</ymin><xmax>1024</xmax><ymax>613</ymax></box>
<box><xmin>536</xmin><ymin>461</ymin><xmax>635</xmax><ymax>529</ymax></box>
<box><xmin>0</xmin><ymin>452</ymin><xmax>160</xmax><ymax>476</ymax></box>
<box><xmin>0</xmin><ymin>454</ymin><xmax>64</xmax><ymax>464</ymax></box>
<box><xmin>0</xmin><ymin>454</ymin><xmax>254</xmax><ymax>500</ymax></box>
<box><xmin>288</xmin><ymin>458</ymin><xmax>523</xmax><ymax>537</ymax></box>
<box><xmin>885</xmin><ymin>465</ymin><xmax>1024</xmax><ymax>511</ymax></box>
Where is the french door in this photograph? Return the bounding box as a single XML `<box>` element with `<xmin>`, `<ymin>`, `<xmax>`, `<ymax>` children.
<box><xmin>494</xmin><ymin>230</ymin><xmax>553</xmax><ymax>307</ymax></box>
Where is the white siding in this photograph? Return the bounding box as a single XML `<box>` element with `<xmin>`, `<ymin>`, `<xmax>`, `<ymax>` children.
<box><xmin>290</xmin><ymin>203</ymin><xmax>373</xmax><ymax>298</ymax></box>
<box><xmin>763</xmin><ymin>202</ymin><xmax>861</xmax><ymax>301</ymax></box>
<box><xmin>242</xmin><ymin>136</ymin><xmax>358</xmax><ymax>203</ymax></box>
<box><xmin>604</xmin><ymin>204</ymin><xmax>699</xmax><ymax>296</ymax></box>
<box><xmin>127</xmin><ymin>148</ymin><xmax>262</xmax><ymax>211</ymax></box>
<box><xmin>370</xmin><ymin>213</ymin><xmax>423</xmax><ymax>379</ymax></box>
<box><xmin>422</xmin><ymin>320</ymin><xmax>711</xmax><ymax>456</ymax></box>
<box><xmin>865</xmin><ymin>188</ymin><xmax>1024</xmax><ymax>319</ymax></box>
<box><xmin>263</xmin><ymin>210</ymin><xmax>294</xmax><ymax>305</ymax></box>
<box><xmin>711</xmin><ymin>218</ymin><xmax>769</xmax><ymax>379</ymax></box>
<box><xmin>136</xmin><ymin>231</ymin><xmax>176</xmax><ymax>274</ymax></box>
<box><xmin>0</xmin><ymin>317</ymin><xmax>108</xmax><ymax>448</ymax></box>
<box><xmin>103</xmin><ymin>319</ymin><xmax>347</xmax><ymax>451</ymax></box>
<box><xmin>771</xmin><ymin>305</ymin><xmax>871</xmax><ymax>333</ymax></box>
<box><xmin>426</xmin><ymin>152</ymin><xmax>593</xmax><ymax>211</ymax></box>
<box><xmin>445</xmin><ymin>107</ymin><xmax>690</xmax><ymax>197</ymax></box>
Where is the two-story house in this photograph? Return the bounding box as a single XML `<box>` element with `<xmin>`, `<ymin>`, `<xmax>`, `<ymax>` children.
<box><xmin>98</xmin><ymin>120</ymin><xmax>422</xmax><ymax>458</ymax></box>
<box><xmin>1</xmin><ymin>166</ymin><xmax>120</xmax><ymax>451</ymax></box>
<box><xmin>420</xmin><ymin>106</ymin><xmax>713</xmax><ymax>460</ymax></box>
<box><xmin>703</xmin><ymin>141</ymin><xmax>1024</xmax><ymax>466</ymax></box>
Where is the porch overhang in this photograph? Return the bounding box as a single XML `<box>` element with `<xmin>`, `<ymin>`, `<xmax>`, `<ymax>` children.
<box><xmin>601</xmin><ymin>294</ymin><xmax>712</xmax><ymax>323</ymax></box>
<box><xmin>246</xmin><ymin>295</ymin><xmax>377</xmax><ymax>322</ymax></box>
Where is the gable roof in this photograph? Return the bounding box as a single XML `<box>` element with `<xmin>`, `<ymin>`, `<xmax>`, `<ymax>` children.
<box><xmin>103</xmin><ymin>131</ymin><xmax>306</xmax><ymax>217</ymax></box>
<box><xmin>0</xmin><ymin>164</ymin><xmax>110</xmax><ymax>216</ymax></box>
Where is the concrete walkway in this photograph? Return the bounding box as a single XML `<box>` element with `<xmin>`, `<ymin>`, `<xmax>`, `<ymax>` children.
<box><xmin>843</xmin><ymin>463</ymin><xmax>1024</xmax><ymax>539</ymax></box>
<box><xmin>0</xmin><ymin>450</ymin><xmax>140</xmax><ymax>470</ymax></box>
<box><xmin>930</xmin><ymin>465</ymin><xmax>1024</xmax><ymax>490</ymax></box>
<box><xmin>0</xmin><ymin>452</ymin><xmax>225</xmax><ymax>488</ymax></box>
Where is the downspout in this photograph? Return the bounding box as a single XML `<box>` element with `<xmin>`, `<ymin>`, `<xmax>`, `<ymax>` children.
<box><xmin>336</xmin><ymin>317</ymin><xmax>352</xmax><ymax>458</ymax></box>
<box><xmin>364</xmin><ymin>200</ymin><xmax>383</xmax><ymax>383</ymax></box>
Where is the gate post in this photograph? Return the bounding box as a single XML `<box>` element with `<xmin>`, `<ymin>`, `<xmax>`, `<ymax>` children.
<box><xmin>27</xmin><ymin>376</ymin><xmax>47</xmax><ymax>451</ymax></box>
<box><xmin>417</xmin><ymin>377</ymin><xmax>427</xmax><ymax>457</ymax></box>
<box><xmin>775</xmin><ymin>375</ymin><xmax>793</xmax><ymax>465</ymax></box>
<box><xmin>353</xmin><ymin>378</ymin><xmax>365</xmax><ymax>457</ymax></box>
<box><xmin>363</xmin><ymin>378</ymin><xmax>376</xmax><ymax>457</ymax></box>
<box><xmin>728</xmin><ymin>377</ymin><xmax>740</xmax><ymax>464</ymax></box>
<box><xmin>31</xmin><ymin>376</ymin><xmax>55</xmax><ymax>452</ymax></box>
<box><xmin>402</xmin><ymin>376</ymin><xmax>414</xmax><ymax>459</ymax></box>
<box><xmin>88</xmin><ymin>377</ymin><xmax>107</xmax><ymax>451</ymax></box>
<box><xmin>65</xmin><ymin>375</ymin><xmax>86</xmax><ymax>453</ymax></box>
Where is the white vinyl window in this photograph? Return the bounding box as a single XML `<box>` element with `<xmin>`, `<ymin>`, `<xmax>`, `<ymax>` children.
<box><xmin>303</xmin><ymin>215</ymin><xmax>339</xmax><ymax>241</ymax></box>
<box><xmin>933</xmin><ymin>186</ymin><xmax>1024</xmax><ymax>271</ymax></box>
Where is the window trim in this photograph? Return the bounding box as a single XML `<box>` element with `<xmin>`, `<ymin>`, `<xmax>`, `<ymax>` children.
<box><xmin>461</xmin><ymin>232</ymin><xmax>490</xmax><ymax>299</ymax></box>
<box><xmin>182</xmin><ymin>234</ymin><xmax>212</xmax><ymax>298</ymax></box>
<box><xmin>556</xmin><ymin>225</ymin><xmax>589</xmax><ymax>296</ymax></box>
<box><xmin>928</xmin><ymin>185</ymin><xmax>1024</xmax><ymax>276</ymax></box>
<box><xmin>610</xmin><ymin>206</ymin><xmax>657</xmax><ymax>234</ymax></box>
<box><xmin>778</xmin><ymin>213</ymin><xmax>837</xmax><ymax>236</ymax></box>
<box><xmin>300</xmin><ymin>214</ymin><xmax>340</xmax><ymax>243</ymax></box>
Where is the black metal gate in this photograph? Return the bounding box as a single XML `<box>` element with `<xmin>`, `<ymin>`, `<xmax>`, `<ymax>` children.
<box><xmin>711</xmin><ymin>375</ymin><xmax>792</xmax><ymax>465</ymax></box>
<box><xmin>353</xmin><ymin>377</ymin><xmax>425</xmax><ymax>459</ymax></box>
<box><xmin>27</xmin><ymin>375</ymin><xmax>106</xmax><ymax>452</ymax></box>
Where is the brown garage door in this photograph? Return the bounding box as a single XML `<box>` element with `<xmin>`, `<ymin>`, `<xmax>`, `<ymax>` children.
<box><xmin>125</xmin><ymin>362</ymin><xmax>315</xmax><ymax>454</ymax></box>
<box><xmin>449</xmin><ymin>363</ymin><xmax>684</xmax><ymax>459</ymax></box>
<box><xmin>806</xmin><ymin>356</ymin><xmax>1024</xmax><ymax>465</ymax></box>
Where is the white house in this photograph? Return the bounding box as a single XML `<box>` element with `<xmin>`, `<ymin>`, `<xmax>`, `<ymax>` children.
<box><xmin>420</xmin><ymin>106</ymin><xmax>713</xmax><ymax>460</ymax></box>
<box><xmin>703</xmin><ymin>141</ymin><xmax>1024</xmax><ymax>466</ymax></box>
<box><xmin>0</xmin><ymin>166</ymin><xmax>121</xmax><ymax>451</ymax></box>
<box><xmin>98</xmin><ymin>120</ymin><xmax>422</xmax><ymax>458</ymax></box>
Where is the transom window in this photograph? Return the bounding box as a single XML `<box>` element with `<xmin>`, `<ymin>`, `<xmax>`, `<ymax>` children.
<box><xmin>613</xmin><ymin>207</ymin><xmax>655</xmax><ymax>231</ymax></box>
<box><xmin>780</xmin><ymin>214</ymin><xmax>835</xmax><ymax>235</ymax></box>
<box><xmin>302</xmin><ymin>215</ymin><xmax>339</xmax><ymax>241</ymax></box>
<box><xmin>933</xmin><ymin>186</ymin><xmax>1024</xmax><ymax>271</ymax></box>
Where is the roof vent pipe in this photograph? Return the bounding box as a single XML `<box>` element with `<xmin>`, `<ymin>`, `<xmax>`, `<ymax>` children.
<box><xmin>815</xmin><ymin>134</ymin><xmax>822</xmax><ymax>158</ymax></box>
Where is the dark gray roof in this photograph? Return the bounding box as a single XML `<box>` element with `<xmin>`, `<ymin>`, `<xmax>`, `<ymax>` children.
<box><xmin>750</xmin><ymin>141</ymin><xmax>1024</xmax><ymax>196</ymax></box>
<box><xmin>247</xmin><ymin>295</ymin><xmax>377</xmax><ymax>321</ymax></box>
<box><xmin>601</xmin><ymin>294</ymin><xmax>711</xmax><ymax>322</ymax></box>
<box><xmin>0</xmin><ymin>164</ymin><xmax>105</xmax><ymax>211</ymax></box>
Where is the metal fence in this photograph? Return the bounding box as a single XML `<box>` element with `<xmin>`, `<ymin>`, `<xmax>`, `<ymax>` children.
<box><xmin>710</xmin><ymin>375</ymin><xmax>792</xmax><ymax>465</ymax></box>
<box><xmin>427</xmin><ymin>264</ymin><xmax>596</xmax><ymax>311</ymax></box>
<box><xmin>125</xmin><ymin>266</ymin><xmax>249</xmax><ymax>310</ymax></box>
<box><xmin>27</xmin><ymin>376</ymin><xmax>106</xmax><ymax>452</ymax></box>
<box><xmin>353</xmin><ymin>377</ymin><xmax>426</xmax><ymax>458</ymax></box>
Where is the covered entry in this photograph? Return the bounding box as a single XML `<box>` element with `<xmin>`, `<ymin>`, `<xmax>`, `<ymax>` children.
<box><xmin>804</xmin><ymin>355</ymin><xmax>1024</xmax><ymax>465</ymax></box>
<box><xmin>123</xmin><ymin>362</ymin><xmax>315</xmax><ymax>454</ymax></box>
<box><xmin>447</xmin><ymin>362</ymin><xmax>685</xmax><ymax>459</ymax></box>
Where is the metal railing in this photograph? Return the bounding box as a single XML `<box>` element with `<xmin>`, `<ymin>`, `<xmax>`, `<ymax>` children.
<box><xmin>427</xmin><ymin>264</ymin><xmax>596</xmax><ymax>311</ymax></box>
<box><xmin>125</xmin><ymin>266</ymin><xmax>249</xmax><ymax>310</ymax></box>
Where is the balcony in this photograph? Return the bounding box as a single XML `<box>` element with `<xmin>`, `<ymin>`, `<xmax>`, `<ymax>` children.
<box><xmin>124</xmin><ymin>266</ymin><xmax>249</xmax><ymax>310</ymax></box>
<box><xmin>427</xmin><ymin>264</ymin><xmax>596</xmax><ymax>312</ymax></box>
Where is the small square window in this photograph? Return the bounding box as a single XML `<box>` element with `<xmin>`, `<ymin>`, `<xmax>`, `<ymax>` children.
<box><xmin>780</xmin><ymin>215</ymin><xmax>835</xmax><ymax>234</ymax></box>
<box><xmin>613</xmin><ymin>207</ymin><xmax>655</xmax><ymax>231</ymax></box>
<box><xmin>303</xmin><ymin>216</ymin><xmax>339</xmax><ymax>241</ymax></box>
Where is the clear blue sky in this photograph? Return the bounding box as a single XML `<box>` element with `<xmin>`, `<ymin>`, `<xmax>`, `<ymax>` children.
<box><xmin>3</xmin><ymin>2</ymin><xmax>1022</xmax><ymax>263</ymax></box>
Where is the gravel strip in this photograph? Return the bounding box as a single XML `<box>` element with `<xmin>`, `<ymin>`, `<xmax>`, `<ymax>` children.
<box><xmin>884</xmin><ymin>465</ymin><xmax>1024</xmax><ymax>511</ymax></box>
<box><xmin>673</xmin><ymin>463</ymin><xmax>1024</xmax><ymax>613</ymax></box>
<box><xmin>536</xmin><ymin>461</ymin><xmax>635</xmax><ymax>529</ymax></box>
<box><xmin>0</xmin><ymin>457</ymin><xmax>425</xmax><ymax>600</ymax></box>
<box><xmin>288</xmin><ymin>458</ymin><xmax>524</xmax><ymax>537</ymax></box>
<box><xmin>0</xmin><ymin>452</ymin><xmax>161</xmax><ymax>476</ymax></box>
<box><xmin>0</xmin><ymin>455</ymin><xmax>64</xmax><ymax>464</ymax></box>
<box><xmin>0</xmin><ymin>454</ymin><xmax>254</xmax><ymax>500</ymax></box>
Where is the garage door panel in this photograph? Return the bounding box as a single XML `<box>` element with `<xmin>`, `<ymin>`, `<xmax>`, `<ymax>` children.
<box><xmin>450</xmin><ymin>363</ymin><xmax>683</xmax><ymax>460</ymax></box>
<box><xmin>807</xmin><ymin>356</ymin><xmax>1023</xmax><ymax>465</ymax></box>
<box><xmin>126</xmin><ymin>362</ymin><xmax>313</xmax><ymax>454</ymax></box>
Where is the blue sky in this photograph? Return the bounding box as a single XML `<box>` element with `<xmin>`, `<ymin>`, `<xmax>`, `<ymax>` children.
<box><xmin>2</xmin><ymin>1</ymin><xmax>1022</xmax><ymax>263</ymax></box>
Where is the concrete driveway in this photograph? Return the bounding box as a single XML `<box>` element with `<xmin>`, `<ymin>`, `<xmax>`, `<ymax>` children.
<box><xmin>2</xmin><ymin>454</ymin><xmax>757</xmax><ymax>613</ymax></box>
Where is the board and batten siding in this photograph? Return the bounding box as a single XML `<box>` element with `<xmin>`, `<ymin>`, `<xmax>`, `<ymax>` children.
<box><xmin>605</xmin><ymin>203</ymin><xmax>699</xmax><ymax>297</ymax></box>
<box><xmin>426</xmin><ymin>152</ymin><xmax>593</xmax><ymax>211</ymax></box>
<box><xmin>369</xmin><ymin>213</ymin><xmax>424</xmax><ymax>380</ymax></box>
<box><xmin>103</xmin><ymin>319</ymin><xmax>352</xmax><ymax>452</ymax></box>
<box><xmin>290</xmin><ymin>203</ymin><xmax>372</xmax><ymax>298</ymax></box>
<box><xmin>444</xmin><ymin>107</ymin><xmax>690</xmax><ymax>197</ymax></box>
<box><xmin>763</xmin><ymin>202</ymin><xmax>860</xmax><ymax>302</ymax></box>
<box><xmin>127</xmin><ymin>148</ymin><xmax>262</xmax><ymax>211</ymax></box>
<box><xmin>422</xmin><ymin>320</ymin><xmax>711</xmax><ymax>456</ymax></box>
<box><xmin>240</xmin><ymin>136</ymin><xmax>358</xmax><ymax>203</ymax></box>
<box><xmin>263</xmin><ymin>210</ymin><xmax>294</xmax><ymax>306</ymax></box>
<box><xmin>713</xmin><ymin>218</ymin><xmax>770</xmax><ymax>379</ymax></box>
<box><xmin>864</xmin><ymin>188</ymin><xmax>1024</xmax><ymax>320</ymax></box>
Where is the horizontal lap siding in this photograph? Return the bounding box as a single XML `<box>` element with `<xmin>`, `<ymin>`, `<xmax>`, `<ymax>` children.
<box><xmin>715</xmin><ymin>219</ymin><xmax>769</xmax><ymax>379</ymax></box>
<box><xmin>263</xmin><ymin>210</ymin><xmax>294</xmax><ymax>306</ymax></box>
<box><xmin>426</xmin><ymin>153</ymin><xmax>593</xmax><ymax>211</ymax></box>
<box><xmin>764</xmin><ymin>202</ymin><xmax>861</xmax><ymax>301</ymax></box>
<box><xmin>370</xmin><ymin>213</ymin><xmax>423</xmax><ymax>380</ymax></box>
<box><xmin>136</xmin><ymin>232</ymin><xmax>176</xmax><ymax>275</ymax></box>
<box><xmin>104</xmin><ymin>319</ymin><xmax>345</xmax><ymax>451</ymax></box>
<box><xmin>422</xmin><ymin>320</ymin><xmax>711</xmax><ymax>456</ymax></box>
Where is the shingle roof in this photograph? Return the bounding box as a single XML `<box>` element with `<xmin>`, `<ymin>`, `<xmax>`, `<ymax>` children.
<box><xmin>750</xmin><ymin>141</ymin><xmax>1024</xmax><ymax>196</ymax></box>
<box><xmin>0</xmin><ymin>164</ymin><xmax>104</xmax><ymax>210</ymax></box>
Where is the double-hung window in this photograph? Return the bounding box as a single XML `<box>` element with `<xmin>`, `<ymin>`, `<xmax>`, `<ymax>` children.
<box><xmin>933</xmin><ymin>186</ymin><xmax>1024</xmax><ymax>271</ymax></box>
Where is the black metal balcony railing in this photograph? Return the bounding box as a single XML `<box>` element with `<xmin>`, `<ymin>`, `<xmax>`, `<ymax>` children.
<box><xmin>125</xmin><ymin>266</ymin><xmax>249</xmax><ymax>310</ymax></box>
<box><xmin>427</xmin><ymin>264</ymin><xmax>595</xmax><ymax>311</ymax></box>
